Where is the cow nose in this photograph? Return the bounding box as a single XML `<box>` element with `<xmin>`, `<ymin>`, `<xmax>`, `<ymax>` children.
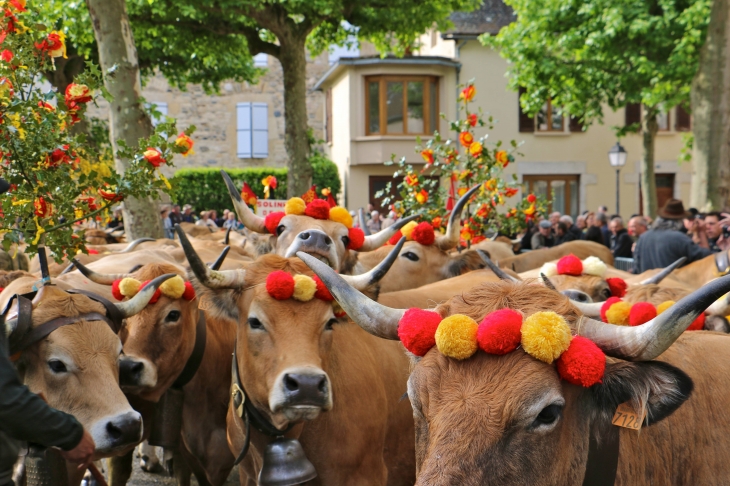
<box><xmin>119</xmin><ymin>359</ymin><xmax>144</xmax><ymax>386</ymax></box>
<box><xmin>296</xmin><ymin>230</ymin><xmax>332</xmax><ymax>248</ymax></box>
<box><xmin>105</xmin><ymin>412</ymin><xmax>142</xmax><ymax>448</ymax></box>
<box><xmin>282</xmin><ymin>372</ymin><xmax>329</xmax><ymax>406</ymax></box>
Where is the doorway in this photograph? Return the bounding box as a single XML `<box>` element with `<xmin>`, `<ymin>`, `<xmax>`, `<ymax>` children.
<box><xmin>639</xmin><ymin>173</ymin><xmax>675</xmax><ymax>214</ymax></box>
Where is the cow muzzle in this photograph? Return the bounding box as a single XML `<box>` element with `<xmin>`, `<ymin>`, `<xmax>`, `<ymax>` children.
<box><xmin>284</xmin><ymin>230</ymin><xmax>339</xmax><ymax>270</ymax></box>
<box><xmin>90</xmin><ymin>410</ymin><xmax>143</xmax><ymax>455</ymax></box>
<box><xmin>119</xmin><ymin>356</ymin><xmax>157</xmax><ymax>390</ymax></box>
<box><xmin>270</xmin><ymin>367</ymin><xmax>333</xmax><ymax>422</ymax></box>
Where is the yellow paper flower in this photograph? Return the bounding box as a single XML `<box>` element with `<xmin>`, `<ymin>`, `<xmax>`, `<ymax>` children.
<box><xmin>400</xmin><ymin>220</ymin><xmax>418</xmax><ymax>240</ymax></box>
<box><xmin>521</xmin><ymin>311</ymin><xmax>572</xmax><ymax>364</ymax></box>
<box><xmin>329</xmin><ymin>206</ymin><xmax>353</xmax><ymax>228</ymax></box>
<box><xmin>606</xmin><ymin>302</ymin><xmax>632</xmax><ymax>326</ymax></box>
<box><xmin>285</xmin><ymin>197</ymin><xmax>306</xmax><ymax>215</ymax></box>
<box><xmin>435</xmin><ymin>314</ymin><xmax>479</xmax><ymax>360</ymax></box>
<box><xmin>160</xmin><ymin>275</ymin><xmax>186</xmax><ymax>299</ymax></box>
<box><xmin>292</xmin><ymin>274</ymin><xmax>317</xmax><ymax>302</ymax></box>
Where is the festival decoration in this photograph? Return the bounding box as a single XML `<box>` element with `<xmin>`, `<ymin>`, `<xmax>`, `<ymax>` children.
<box><xmin>601</xmin><ymin>299</ymin><xmax>706</xmax><ymax>330</ymax></box>
<box><xmin>264</xmin><ymin>271</ymin><xmax>345</xmax><ymax>317</ymax></box>
<box><xmin>540</xmin><ymin>256</ymin><xmax>624</xmax><ymax>297</ymax></box>
<box><xmin>112</xmin><ymin>275</ymin><xmax>195</xmax><ymax>304</ymax></box>
<box><xmin>262</xmin><ymin>175</ymin><xmax>277</xmax><ymax>199</ymax></box>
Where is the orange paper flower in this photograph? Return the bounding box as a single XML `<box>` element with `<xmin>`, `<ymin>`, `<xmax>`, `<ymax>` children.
<box><xmin>65</xmin><ymin>83</ymin><xmax>92</xmax><ymax>105</ymax></box>
<box><xmin>143</xmin><ymin>148</ymin><xmax>165</xmax><ymax>167</ymax></box>
<box><xmin>175</xmin><ymin>133</ymin><xmax>194</xmax><ymax>156</ymax></box>
<box><xmin>262</xmin><ymin>175</ymin><xmax>278</xmax><ymax>199</ymax></box>
<box><xmin>469</xmin><ymin>142</ymin><xmax>483</xmax><ymax>158</ymax></box>
<box><xmin>496</xmin><ymin>150</ymin><xmax>509</xmax><ymax>167</ymax></box>
<box><xmin>405</xmin><ymin>174</ymin><xmax>419</xmax><ymax>186</ymax></box>
<box><xmin>98</xmin><ymin>188</ymin><xmax>124</xmax><ymax>202</ymax></box>
<box><xmin>0</xmin><ymin>78</ymin><xmax>14</xmax><ymax>99</ymax></box>
<box><xmin>460</xmin><ymin>85</ymin><xmax>476</xmax><ymax>102</ymax></box>
<box><xmin>34</xmin><ymin>197</ymin><xmax>53</xmax><ymax>218</ymax></box>
<box><xmin>459</xmin><ymin>131</ymin><xmax>474</xmax><ymax>147</ymax></box>
<box><xmin>415</xmin><ymin>189</ymin><xmax>429</xmax><ymax>204</ymax></box>
<box><xmin>421</xmin><ymin>148</ymin><xmax>434</xmax><ymax>164</ymax></box>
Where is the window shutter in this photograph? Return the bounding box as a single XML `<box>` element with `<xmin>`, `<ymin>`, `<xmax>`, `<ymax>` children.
<box><xmin>625</xmin><ymin>103</ymin><xmax>641</xmax><ymax>126</ymax></box>
<box><xmin>326</xmin><ymin>89</ymin><xmax>333</xmax><ymax>143</ymax></box>
<box><xmin>675</xmin><ymin>105</ymin><xmax>691</xmax><ymax>131</ymax></box>
<box><xmin>569</xmin><ymin>116</ymin><xmax>584</xmax><ymax>133</ymax></box>
<box><xmin>518</xmin><ymin>87</ymin><xmax>534</xmax><ymax>133</ymax></box>
<box><xmin>252</xmin><ymin>102</ymin><xmax>269</xmax><ymax>158</ymax></box>
<box><xmin>237</xmin><ymin>102</ymin><xmax>252</xmax><ymax>158</ymax></box>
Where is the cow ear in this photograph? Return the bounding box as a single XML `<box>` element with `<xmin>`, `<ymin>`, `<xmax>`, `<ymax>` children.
<box><xmin>591</xmin><ymin>361</ymin><xmax>693</xmax><ymax>427</ymax></box>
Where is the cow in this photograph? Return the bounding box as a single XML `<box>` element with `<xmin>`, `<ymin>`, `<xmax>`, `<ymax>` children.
<box><xmin>301</xmin><ymin>252</ymin><xmax>730</xmax><ymax>485</ymax></box>
<box><xmin>174</xmin><ymin>227</ymin><xmax>415</xmax><ymax>486</ymax></box>
<box><xmin>499</xmin><ymin>241</ymin><xmax>614</xmax><ymax>273</ymax></box>
<box><xmin>1</xmin><ymin>273</ymin><xmax>173</xmax><ymax>485</ymax></box>
<box><xmin>472</xmin><ymin>239</ymin><xmax>515</xmax><ymax>262</ymax></box>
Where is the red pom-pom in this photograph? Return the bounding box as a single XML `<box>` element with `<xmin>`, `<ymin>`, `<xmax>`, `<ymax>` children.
<box><xmin>347</xmin><ymin>227</ymin><xmax>365</xmax><ymax>250</ymax></box>
<box><xmin>182</xmin><ymin>281</ymin><xmax>196</xmax><ymax>301</ymax></box>
<box><xmin>556</xmin><ymin>336</ymin><xmax>606</xmax><ymax>387</ymax></box>
<box><xmin>312</xmin><ymin>275</ymin><xmax>334</xmax><ymax>301</ymax></box>
<box><xmin>606</xmin><ymin>278</ymin><xmax>627</xmax><ymax>298</ymax></box>
<box><xmin>140</xmin><ymin>280</ymin><xmax>162</xmax><ymax>305</ymax></box>
<box><xmin>264</xmin><ymin>212</ymin><xmax>285</xmax><ymax>234</ymax></box>
<box><xmin>334</xmin><ymin>310</ymin><xmax>347</xmax><ymax>318</ymax></box>
<box><xmin>304</xmin><ymin>199</ymin><xmax>330</xmax><ymax>220</ymax></box>
<box><xmin>600</xmin><ymin>297</ymin><xmax>622</xmax><ymax>322</ymax></box>
<box><xmin>88</xmin><ymin>248</ymin><xmax>99</xmax><ymax>255</ymax></box>
<box><xmin>388</xmin><ymin>230</ymin><xmax>403</xmax><ymax>246</ymax></box>
<box><xmin>477</xmin><ymin>309</ymin><xmax>523</xmax><ymax>355</ymax></box>
<box><xmin>411</xmin><ymin>222</ymin><xmax>435</xmax><ymax>246</ymax></box>
<box><xmin>629</xmin><ymin>302</ymin><xmax>657</xmax><ymax>326</ymax></box>
<box><xmin>557</xmin><ymin>254</ymin><xmax>583</xmax><ymax>276</ymax></box>
<box><xmin>111</xmin><ymin>279</ymin><xmax>124</xmax><ymax>301</ymax></box>
<box><xmin>266</xmin><ymin>271</ymin><xmax>295</xmax><ymax>300</ymax></box>
<box><xmin>397</xmin><ymin>308</ymin><xmax>442</xmax><ymax>356</ymax></box>
<box><xmin>687</xmin><ymin>313</ymin><xmax>705</xmax><ymax>331</ymax></box>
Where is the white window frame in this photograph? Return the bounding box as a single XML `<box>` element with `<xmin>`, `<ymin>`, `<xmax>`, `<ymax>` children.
<box><xmin>253</xmin><ymin>53</ymin><xmax>268</xmax><ymax>67</ymax></box>
<box><xmin>237</xmin><ymin>102</ymin><xmax>269</xmax><ymax>159</ymax></box>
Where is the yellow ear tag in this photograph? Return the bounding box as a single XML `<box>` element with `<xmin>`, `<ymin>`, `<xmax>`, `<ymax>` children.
<box><xmin>611</xmin><ymin>402</ymin><xmax>646</xmax><ymax>431</ymax></box>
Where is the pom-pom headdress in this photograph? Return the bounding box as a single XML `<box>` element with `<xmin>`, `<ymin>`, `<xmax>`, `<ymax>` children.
<box><xmin>602</xmin><ymin>299</ymin><xmax>706</xmax><ymax>330</ymax></box>
<box><xmin>264</xmin><ymin>270</ymin><xmax>346</xmax><ymax>317</ymax></box>
<box><xmin>111</xmin><ymin>275</ymin><xmax>196</xmax><ymax>304</ymax></box>
<box><xmin>396</xmin><ymin>307</ymin><xmax>606</xmax><ymax>387</ymax></box>
<box><xmin>541</xmin><ymin>255</ymin><xmax>626</xmax><ymax>297</ymax></box>
<box><xmin>387</xmin><ymin>221</ymin><xmax>436</xmax><ymax>246</ymax></box>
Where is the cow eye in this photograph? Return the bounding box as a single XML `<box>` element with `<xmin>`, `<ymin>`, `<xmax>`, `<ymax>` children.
<box><xmin>341</xmin><ymin>235</ymin><xmax>350</xmax><ymax>247</ymax></box>
<box><xmin>532</xmin><ymin>404</ymin><xmax>563</xmax><ymax>427</ymax></box>
<box><xmin>600</xmin><ymin>288</ymin><xmax>612</xmax><ymax>300</ymax></box>
<box><xmin>402</xmin><ymin>252</ymin><xmax>419</xmax><ymax>262</ymax></box>
<box><xmin>325</xmin><ymin>318</ymin><xmax>338</xmax><ymax>331</ymax></box>
<box><xmin>48</xmin><ymin>359</ymin><xmax>67</xmax><ymax>373</ymax></box>
<box><xmin>165</xmin><ymin>310</ymin><xmax>181</xmax><ymax>322</ymax></box>
<box><xmin>276</xmin><ymin>225</ymin><xmax>286</xmax><ymax>236</ymax></box>
<box><xmin>248</xmin><ymin>317</ymin><xmax>264</xmax><ymax>330</ymax></box>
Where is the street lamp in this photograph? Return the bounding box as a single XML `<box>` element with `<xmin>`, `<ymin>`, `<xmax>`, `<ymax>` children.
<box><xmin>608</xmin><ymin>142</ymin><xmax>627</xmax><ymax>216</ymax></box>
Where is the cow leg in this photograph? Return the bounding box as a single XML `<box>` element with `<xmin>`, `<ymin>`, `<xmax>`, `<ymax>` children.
<box><xmin>107</xmin><ymin>450</ymin><xmax>133</xmax><ymax>486</ymax></box>
<box><xmin>173</xmin><ymin>448</ymin><xmax>192</xmax><ymax>486</ymax></box>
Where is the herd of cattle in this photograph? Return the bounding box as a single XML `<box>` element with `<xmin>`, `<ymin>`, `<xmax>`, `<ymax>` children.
<box><xmin>7</xmin><ymin>170</ymin><xmax>730</xmax><ymax>486</ymax></box>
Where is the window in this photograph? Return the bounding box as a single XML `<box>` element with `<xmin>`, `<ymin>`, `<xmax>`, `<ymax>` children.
<box><xmin>536</xmin><ymin>99</ymin><xmax>564</xmax><ymax>132</ymax></box>
<box><xmin>148</xmin><ymin>102</ymin><xmax>168</xmax><ymax>127</ymax></box>
<box><xmin>523</xmin><ymin>175</ymin><xmax>579</xmax><ymax>217</ymax></box>
<box><xmin>253</xmin><ymin>53</ymin><xmax>268</xmax><ymax>67</ymax></box>
<box><xmin>656</xmin><ymin>106</ymin><xmax>670</xmax><ymax>131</ymax></box>
<box><xmin>518</xmin><ymin>89</ymin><xmax>581</xmax><ymax>133</ymax></box>
<box><xmin>365</xmin><ymin>76</ymin><xmax>438</xmax><ymax>135</ymax></box>
<box><xmin>675</xmin><ymin>105</ymin><xmax>691</xmax><ymax>131</ymax></box>
<box><xmin>627</xmin><ymin>103</ymin><xmax>688</xmax><ymax>132</ymax></box>
<box><xmin>237</xmin><ymin>102</ymin><xmax>268</xmax><ymax>158</ymax></box>
<box><xmin>369</xmin><ymin>175</ymin><xmax>404</xmax><ymax>214</ymax></box>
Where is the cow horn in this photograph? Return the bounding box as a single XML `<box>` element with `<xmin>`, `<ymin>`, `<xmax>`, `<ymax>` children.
<box><xmin>478</xmin><ymin>250</ymin><xmax>519</xmax><ymax>282</ymax></box>
<box><xmin>435</xmin><ymin>184</ymin><xmax>481</xmax><ymax>251</ymax></box>
<box><xmin>577</xmin><ymin>274</ymin><xmax>730</xmax><ymax>361</ymax></box>
<box><xmin>639</xmin><ymin>257</ymin><xmax>686</xmax><ymax>285</ymax></box>
<box><xmin>225</xmin><ymin>227</ymin><xmax>232</xmax><ymax>245</ymax></box>
<box><xmin>297</xmin><ymin>251</ymin><xmax>403</xmax><ymax>340</ymax></box>
<box><xmin>570</xmin><ymin>300</ymin><xmax>603</xmax><ymax>317</ymax></box>
<box><xmin>541</xmin><ymin>273</ymin><xmax>557</xmax><ymax>290</ymax></box>
<box><xmin>115</xmin><ymin>273</ymin><xmax>177</xmax><ymax>318</ymax></box>
<box><xmin>358</xmin><ymin>214</ymin><xmax>420</xmax><ymax>252</ymax></box>
<box><xmin>71</xmin><ymin>258</ymin><xmax>130</xmax><ymax>285</ymax></box>
<box><xmin>358</xmin><ymin>208</ymin><xmax>371</xmax><ymax>236</ymax></box>
<box><xmin>210</xmin><ymin>246</ymin><xmax>230</xmax><ymax>271</ymax></box>
<box><xmin>176</xmin><ymin>225</ymin><xmax>246</xmax><ymax>289</ymax></box>
<box><xmin>119</xmin><ymin>238</ymin><xmax>156</xmax><ymax>253</ymax></box>
<box><xmin>340</xmin><ymin>236</ymin><xmax>405</xmax><ymax>290</ymax></box>
<box><xmin>222</xmin><ymin>170</ymin><xmax>267</xmax><ymax>234</ymax></box>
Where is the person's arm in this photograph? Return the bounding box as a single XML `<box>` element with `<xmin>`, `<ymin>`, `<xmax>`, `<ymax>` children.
<box><xmin>684</xmin><ymin>235</ymin><xmax>714</xmax><ymax>262</ymax></box>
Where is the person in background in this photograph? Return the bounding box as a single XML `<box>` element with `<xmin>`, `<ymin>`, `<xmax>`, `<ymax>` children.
<box><xmin>169</xmin><ymin>205</ymin><xmax>183</xmax><ymax>226</ymax></box>
<box><xmin>366</xmin><ymin>210</ymin><xmax>381</xmax><ymax>233</ymax></box>
<box><xmin>531</xmin><ymin>220</ymin><xmax>555</xmax><ymax>249</ymax></box>
<box><xmin>598</xmin><ymin>205</ymin><xmax>608</xmax><ymax>214</ymax></box>
<box><xmin>633</xmin><ymin>199</ymin><xmax>714</xmax><ymax>273</ymax></box>
<box><xmin>596</xmin><ymin>212</ymin><xmax>611</xmax><ymax>247</ymax></box>
<box><xmin>161</xmin><ymin>208</ymin><xmax>174</xmax><ymax>239</ymax></box>
<box><xmin>549</xmin><ymin>211</ymin><xmax>561</xmax><ymax>228</ymax></box>
<box><xmin>520</xmin><ymin>220</ymin><xmax>537</xmax><ymax>251</ymax></box>
<box><xmin>381</xmin><ymin>211</ymin><xmax>396</xmax><ymax>229</ymax></box>
<box><xmin>223</xmin><ymin>212</ymin><xmax>243</xmax><ymax>230</ymax></box>
<box><xmin>576</xmin><ymin>214</ymin><xmax>587</xmax><ymax>232</ymax></box>
<box><xmin>699</xmin><ymin>212</ymin><xmax>730</xmax><ymax>252</ymax></box>
<box><xmin>609</xmin><ymin>217</ymin><xmax>633</xmax><ymax>258</ymax></box>
<box><xmin>560</xmin><ymin>215</ymin><xmax>583</xmax><ymax>240</ymax></box>
<box><xmin>350</xmin><ymin>211</ymin><xmax>360</xmax><ymax>229</ymax></box>
<box><xmin>585</xmin><ymin>212</ymin><xmax>605</xmax><ymax>246</ymax></box>
<box><xmin>196</xmin><ymin>211</ymin><xmax>218</xmax><ymax>229</ymax></box>
<box><xmin>181</xmin><ymin>205</ymin><xmax>196</xmax><ymax>223</ymax></box>
<box><xmin>554</xmin><ymin>222</ymin><xmax>575</xmax><ymax>245</ymax></box>
<box><xmin>106</xmin><ymin>209</ymin><xmax>123</xmax><ymax>229</ymax></box>
<box><xmin>628</xmin><ymin>215</ymin><xmax>648</xmax><ymax>238</ymax></box>
<box><xmin>210</xmin><ymin>209</ymin><xmax>224</xmax><ymax>227</ymax></box>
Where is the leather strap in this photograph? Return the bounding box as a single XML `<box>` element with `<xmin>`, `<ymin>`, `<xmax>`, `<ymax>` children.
<box><xmin>172</xmin><ymin>310</ymin><xmax>207</xmax><ymax>389</ymax></box>
<box><xmin>6</xmin><ymin>295</ymin><xmax>33</xmax><ymax>354</ymax></box>
<box><xmin>581</xmin><ymin>422</ymin><xmax>620</xmax><ymax>486</ymax></box>
<box><xmin>10</xmin><ymin>312</ymin><xmax>114</xmax><ymax>355</ymax></box>
<box><xmin>66</xmin><ymin>289</ymin><xmax>124</xmax><ymax>333</ymax></box>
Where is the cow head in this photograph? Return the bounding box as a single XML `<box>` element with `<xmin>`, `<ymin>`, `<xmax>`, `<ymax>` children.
<box><xmin>3</xmin><ymin>275</ymin><xmax>172</xmax><ymax>457</ymax></box>
<box><xmin>301</xmin><ymin>253</ymin><xmax>730</xmax><ymax>484</ymax></box>
<box><xmin>70</xmin><ymin>260</ymin><xmax>200</xmax><ymax>402</ymax></box>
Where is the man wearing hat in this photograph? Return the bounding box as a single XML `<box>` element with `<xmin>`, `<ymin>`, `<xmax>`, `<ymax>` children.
<box><xmin>633</xmin><ymin>198</ymin><xmax>714</xmax><ymax>273</ymax></box>
<box><xmin>531</xmin><ymin>219</ymin><xmax>555</xmax><ymax>250</ymax></box>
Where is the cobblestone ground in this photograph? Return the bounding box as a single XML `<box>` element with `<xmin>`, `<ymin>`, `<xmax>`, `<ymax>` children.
<box><xmin>121</xmin><ymin>447</ymin><xmax>239</xmax><ymax>486</ymax></box>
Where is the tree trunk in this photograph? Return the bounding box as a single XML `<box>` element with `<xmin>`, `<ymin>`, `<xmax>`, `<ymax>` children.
<box><xmin>641</xmin><ymin>108</ymin><xmax>659</xmax><ymax>218</ymax></box>
<box><xmin>690</xmin><ymin>0</ymin><xmax>730</xmax><ymax>211</ymax></box>
<box><xmin>86</xmin><ymin>0</ymin><xmax>163</xmax><ymax>239</ymax></box>
<box><xmin>278</xmin><ymin>35</ymin><xmax>312</xmax><ymax>198</ymax></box>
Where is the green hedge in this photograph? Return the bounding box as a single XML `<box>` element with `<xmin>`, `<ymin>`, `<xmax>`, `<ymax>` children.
<box><xmin>171</xmin><ymin>159</ymin><xmax>341</xmax><ymax>214</ymax></box>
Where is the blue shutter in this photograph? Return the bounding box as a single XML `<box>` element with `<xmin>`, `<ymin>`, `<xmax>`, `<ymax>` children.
<box><xmin>237</xmin><ymin>102</ymin><xmax>252</xmax><ymax>158</ymax></box>
<box><xmin>252</xmin><ymin>102</ymin><xmax>268</xmax><ymax>158</ymax></box>
<box><xmin>253</xmin><ymin>53</ymin><xmax>268</xmax><ymax>67</ymax></box>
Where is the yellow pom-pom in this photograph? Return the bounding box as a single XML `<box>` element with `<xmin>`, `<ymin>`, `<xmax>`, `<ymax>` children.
<box><xmin>160</xmin><ymin>275</ymin><xmax>186</xmax><ymax>299</ymax></box>
<box><xmin>119</xmin><ymin>277</ymin><xmax>142</xmax><ymax>297</ymax></box>
<box><xmin>329</xmin><ymin>206</ymin><xmax>353</xmax><ymax>228</ymax></box>
<box><xmin>285</xmin><ymin>197</ymin><xmax>306</xmax><ymax>215</ymax></box>
<box><xmin>521</xmin><ymin>311</ymin><xmax>572</xmax><ymax>364</ymax></box>
<box><xmin>435</xmin><ymin>314</ymin><xmax>478</xmax><ymax>360</ymax></box>
<box><xmin>400</xmin><ymin>221</ymin><xmax>418</xmax><ymax>240</ymax></box>
<box><xmin>656</xmin><ymin>301</ymin><xmax>675</xmax><ymax>315</ymax></box>
<box><xmin>605</xmin><ymin>301</ymin><xmax>631</xmax><ymax>325</ymax></box>
<box><xmin>292</xmin><ymin>274</ymin><xmax>317</xmax><ymax>302</ymax></box>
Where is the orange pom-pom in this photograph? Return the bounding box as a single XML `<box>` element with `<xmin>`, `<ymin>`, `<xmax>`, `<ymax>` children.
<box><xmin>556</xmin><ymin>336</ymin><xmax>606</xmax><ymax>387</ymax></box>
<box><xmin>557</xmin><ymin>254</ymin><xmax>583</xmax><ymax>276</ymax></box>
<box><xmin>687</xmin><ymin>313</ymin><xmax>705</xmax><ymax>331</ymax></box>
<box><xmin>398</xmin><ymin>308</ymin><xmax>442</xmax><ymax>356</ymax></box>
<box><xmin>606</xmin><ymin>278</ymin><xmax>627</xmax><ymax>298</ymax></box>
<box><xmin>111</xmin><ymin>279</ymin><xmax>124</xmax><ymax>301</ymax></box>
<box><xmin>629</xmin><ymin>302</ymin><xmax>657</xmax><ymax>326</ymax></box>
<box><xmin>312</xmin><ymin>275</ymin><xmax>334</xmax><ymax>301</ymax></box>
<box><xmin>477</xmin><ymin>308</ymin><xmax>523</xmax><ymax>355</ymax></box>
<box><xmin>388</xmin><ymin>230</ymin><xmax>403</xmax><ymax>245</ymax></box>
<box><xmin>182</xmin><ymin>281</ymin><xmax>196</xmax><ymax>301</ymax></box>
<box><xmin>600</xmin><ymin>297</ymin><xmax>622</xmax><ymax>322</ymax></box>
<box><xmin>266</xmin><ymin>271</ymin><xmax>295</xmax><ymax>300</ymax></box>
<box><xmin>264</xmin><ymin>212</ymin><xmax>285</xmax><ymax>234</ymax></box>
<box><xmin>411</xmin><ymin>222</ymin><xmax>435</xmax><ymax>246</ymax></box>
<box><xmin>347</xmin><ymin>227</ymin><xmax>365</xmax><ymax>250</ymax></box>
<box><xmin>304</xmin><ymin>199</ymin><xmax>330</xmax><ymax>220</ymax></box>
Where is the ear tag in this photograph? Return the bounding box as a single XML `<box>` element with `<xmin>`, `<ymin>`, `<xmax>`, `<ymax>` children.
<box><xmin>611</xmin><ymin>402</ymin><xmax>646</xmax><ymax>430</ymax></box>
<box><xmin>198</xmin><ymin>296</ymin><xmax>213</xmax><ymax>311</ymax></box>
<box><xmin>231</xmin><ymin>383</ymin><xmax>245</xmax><ymax>418</ymax></box>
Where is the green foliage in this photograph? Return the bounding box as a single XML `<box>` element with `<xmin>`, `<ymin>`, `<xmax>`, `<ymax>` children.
<box><xmin>484</xmin><ymin>0</ymin><xmax>711</xmax><ymax>129</ymax></box>
<box><xmin>310</xmin><ymin>152</ymin><xmax>341</xmax><ymax>197</ymax></box>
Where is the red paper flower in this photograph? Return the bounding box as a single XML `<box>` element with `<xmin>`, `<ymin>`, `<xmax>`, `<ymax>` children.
<box><xmin>459</xmin><ymin>131</ymin><xmax>474</xmax><ymax>147</ymax></box>
<box><xmin>398</xmin><ymin>308</ymin><xmax>442</xmax><ymax>356</ymax></box>
<box><xmin>175</xmin><ymin>133</ymin><xmax>194</xmax><ymax>156</ymax></box>
<box><xmin>264</xmin><ymin>212</ymin><xmax>285</xmax><ymax>235</ymax></box>
<box><xmin>304</xmin><ymin>199</ymin><xmax>330</xmax><ymax>220</ymax></box>
<box><xmin>347</xmin><ymin>227</ymin><xmax>365</xmax><ymax>250</ymax></box>
<box><xmin>600</xmin><ymin>297</ymin><xmax>622</xmax><ymax>323</ymax></box>
<box><xmin>420</xmin><ymin>149</ymin><xmax>434</xmax><ymax>164</ymax></box>
<box><xmin>556</xmin><ymin>254</ymin><xmax>583</xmax><ymax>276</ymax></box>
<box><xmin>312</xmin><ymin>275</ymin><xmax>334</xmax><ymax>301</ymax></box>
<box><xmin>556</xmin><ymin>336</ymin><xmax>606</xmax><ymax>387</ymax></box>
<box><xmin>606</xmin><ymin>278</ymin><xmax>628</xmax><ymax>298</ymax></box>
<box><xmin>477</xmin><ymin>309</ymin><xmax>523</xmax><ymax>355</ymax></box>
<box><xmin>467</xmin><ymin>113</ymin><xmax>477</xmax><ymax>127</ymax></box>
<box><xmin>459</xmin><ymin>85</ymin><xmax>476</xmax><ymax>102</ymax></box>
<box><xmin>98</xmin><ymin>188</ymin><xmax>124</xmax><ymax>202</ymax></box>
<box><xmin>266</xmin><ymin>271</ymin><xmax>295</xmax><ymax>300</ymax></box>
<box><xmin>143</xmin><ymin>148</ymin><xmax>165</xmax><ymax>167</ymax></box>
<box><xmin>629</xmin><ymin>302</ymin><xmax>657</xmax><ymax>326</ymax></box>
<box><xmin>527</xmin><ymin>194</ymin><xmax>537</xmax><ymax>203</ymax></box>
<box><xmin>65</xmin><ymin>83</ymin><xmax>92</xmax><ymax>105</ymax></box>
<box><xmin>0</xmin><ymin>49</ymin><xmax>12</xmax><ymax>63</ymax></box>
<box><xmin>411</xmin><ymin>222</ymin><xmax>435</xmax><ymax>246</ymax></box>
<box><xmin>33</xmin><ymin>197</ymin><xmax>52</xmax><ymax>218</ymax></box>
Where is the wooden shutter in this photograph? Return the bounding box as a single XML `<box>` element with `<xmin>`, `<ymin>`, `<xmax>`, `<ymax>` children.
<box><xmin>326</xmin><ymin>89</ymin><xmax>333</xmax><ymax>143</ymax></box>
<box><xmin>675</xmin><ymin>105</ymin><xmax>691</xmax><ymax>131</ymax></box>
<box><xmin>518</xmin><ymin>87</ymin><xmax>534</xmax><ymax>133</ymax></box>
<box><xmin>569</xmin><ymin>116</ymin><xmax>584</xmax><ymax>132</ymax></box>
<box><xmin>236</xmin><ymin>102</ymin><xmax>252</xmax><ymax>158</ymax></box>
<box><xmin>625</xmin><ymin>103</ymin><xmax>641</xmax><ymax>126</ymax></box>
<box><xmin>252</xmin><ymin>102</ymin><xmax>269</xmax><ymax>158</ymax></box>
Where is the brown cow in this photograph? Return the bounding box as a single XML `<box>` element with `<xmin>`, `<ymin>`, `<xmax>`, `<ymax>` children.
<box><xmin>175</xmin><ymin>230</ymin><xmax>415</xmax><ymax>486</ymax></box>
<box><xmin>499</xmin><ymin>241</ymin><xmax>614</xmax><ymax>273</ymax></box>
<box><xmin>303</xmin><ymin>254</ymin><xmax>730</xmax><ymax>485</ymax></box>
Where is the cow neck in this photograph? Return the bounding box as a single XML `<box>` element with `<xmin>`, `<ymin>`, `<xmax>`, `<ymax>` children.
<box><xmin>230</xmin><ymin>344</ymin><xmax>294</xmax><ymax>465</ymax></box>
<box><xmin>171</xmin><ymin>310</ymin><xmax>207</xmax><ymax>389</ymax></box>
<box><xmin>581</xmin><ymin>419</ymin><xmax>620</xmax><ymax>486</ymax></box>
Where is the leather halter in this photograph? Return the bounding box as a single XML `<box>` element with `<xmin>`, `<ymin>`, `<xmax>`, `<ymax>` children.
<box><xmin>581</xmin><ymin>419</ymin><xmax>621</xmax><ymax>486</ymax></box>
<box><xmin>172</xmin><ymin>310</ymin><xmax>207</xmax><ymax>389</ymax></box>
<box><xmin>715</xmin><ymin>251</ymin><xmax>730</xmax><ymax>276</ymax></box>
<box><xmin>230</xmin><ymin>345</ymin><xmax>294</xmax><ymax>465</ymax></box>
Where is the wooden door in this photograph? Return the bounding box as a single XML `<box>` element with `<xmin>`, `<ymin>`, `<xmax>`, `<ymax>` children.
<box><xmin>639</xmin><ymin>173</ymin><xmax>675</xmax><ymax>215</ymax></box>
